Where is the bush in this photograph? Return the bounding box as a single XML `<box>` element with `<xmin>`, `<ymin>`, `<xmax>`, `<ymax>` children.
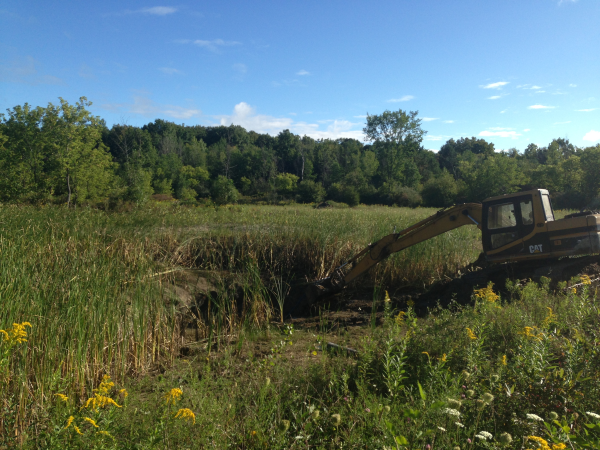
<box><xmin>421</xmin><ymin>170</ymin><xmax>459</xmax><ymax>207</ymax></box>
<box><xmin>378</xmin><ymin>183</ymin><xmax>422</xmax><ymax>207</ymax></box>
<box><xmin>211</xmin><ymin>176</ymin><xmax>239</xmax><ymax>205</ymax></box>
<box><xmin>327</xmin><ymin>183</ymin><xmax>360</xmax><ymax>207</ymax></box>
<box><xmin>296</xmin><ymin>180</ymin><xmax>326</xmax><ymax>203</ymax></box>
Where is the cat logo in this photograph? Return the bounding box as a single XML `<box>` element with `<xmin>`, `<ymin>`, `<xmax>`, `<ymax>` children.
<box><xmin>529</xmin><ymin>244</ymin><xmax>543</xmax><ymax>254</ymax></box>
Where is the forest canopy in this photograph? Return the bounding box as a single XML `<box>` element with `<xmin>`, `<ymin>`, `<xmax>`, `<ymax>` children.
<box><xmin>1</xmin><ymin>98</ymin><xmax>599</xmax><ymax>209</ymax></box>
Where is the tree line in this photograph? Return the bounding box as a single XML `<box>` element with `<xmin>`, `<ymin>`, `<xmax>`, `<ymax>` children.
<box><xmin>1</xmin><ymin>97</ymin><xmax>599</xmax><ymax>209</ymax></box>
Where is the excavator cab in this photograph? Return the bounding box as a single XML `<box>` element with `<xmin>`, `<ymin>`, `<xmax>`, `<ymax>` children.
<box><xmin>482</xmin><ymin>188</ymin><xmax>600</xmax><ymax>262</ymax></box>
<box><xmin>482</xmin><ymin>189</ymin><xmax>554</xmax><ymax>261</ymax></box>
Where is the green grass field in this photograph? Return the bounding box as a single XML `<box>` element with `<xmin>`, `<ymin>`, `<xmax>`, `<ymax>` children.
<box><xmin>1</xmin><ymin>203</ymin><xmax>598</xmax><ymax>449</ymax></box>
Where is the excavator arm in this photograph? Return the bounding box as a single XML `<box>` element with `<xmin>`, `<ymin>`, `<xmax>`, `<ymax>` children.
<box><xmin>306</xmin><ymin>203</ymin><xmax>483</xmax><ymax>303</ymax></box>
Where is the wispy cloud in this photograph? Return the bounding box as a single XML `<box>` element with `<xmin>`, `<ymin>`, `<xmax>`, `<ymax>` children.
<box><xmin>354</xmin><ymin>115</ymin><xmax>367</xmax><ymax>119</ymax></box>
<box><xmin>217</xmin><ymin>102</ymin><xmax>364</xmax><ymax>140</ymax></box>
<box><xmin>422</xmin><ymin>117</ymin><xmax>438</xmax><ymax>122</ymax></box>
<box><xmin>528</xmin><ymin>104</ymin><xmax>555</xmax><ymax>109</ymax></box>
<box><xmin>443</xmin><ymin>120</ymin><xmax>454</xmax><ymax>124</ymax></box>
<box><xmin>140</xmin><ymin>6</ymin><xmax>177</xmax><ymax>15</ymax></box>
<box><xmin>481</xmin><ymin>81</ymin><xmax>509</xmax><ymax>89</ymax></box>
<box><xmin>0</xmin><ymin>56</ymin><xmax>64</xmax><ymax>85</ymax></box>
<box><xmin>479</xmin><ymin>130</ymin><xmax>521</xmax><ymax>138</ymax></box>
<box><xmin>78</xmin><ymin>63</ymin><xmax>95</xmax><ymax>80</ymax></box>
<box><xmin>569</xmin><ymin>84</ymin><xmax>577</xmax><ymax>87</ymax></box>
<box><xmin>488</xmin><ymin>95</ymin><xmax>502</xmax><ymax>100</ymax></box>
<box><xmin>387</xmin><ymin>95</ymin><xmax>414</xmax><ymax>102</ymax></box>
<box><xmin>424</xmin><ymin>135</ymin><xmax>452</xmax><ymax>142</ymax></box>
<box><xmin>175</xmin><ymin>39</ymin><xmax>241</xmax><ymax>52</ymax></box>
<box><xmin>576</xmin><ymin>108</ymin><xmax>596</xmax><ymax>112</ymax></box>
<box><xmin>159</xmin><ymin>67</ymin><xmax>182</xmax><ymax>75</ymax></box>
<box><xmin>583</xmin><ymin>130</ymin><xmax>600</xmax><ymax>142</ymax></box>
<box><xmin>101</xmin><ymin>95</ymin><xmax>201</xmax><ymax>120</ymax></box>
<box><xmin>523</xmin><ymin>129</ymin><xmax>531</xmax><ymax>132</ymax></box>
<box><xmin>233</xmin><ymin>63</ymin><xmax>247</xmax><ymax>74</ymax></box>
<box><xmin>296</xmin><ymin>70</ymin><xmax>310</xmax><ymax>76</ymax></box>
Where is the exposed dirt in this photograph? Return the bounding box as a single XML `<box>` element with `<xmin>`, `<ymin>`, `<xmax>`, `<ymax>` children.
<box><xmin>163</xmin><ymin>256</ymin><xmax>600</xmax><ymax>334</ymax></box>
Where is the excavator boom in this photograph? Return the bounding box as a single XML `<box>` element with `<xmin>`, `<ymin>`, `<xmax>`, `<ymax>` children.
<box><xmin>306</xmin><ymin>203</ymin><xmax>482</xmax><ymax>303</ymax></box>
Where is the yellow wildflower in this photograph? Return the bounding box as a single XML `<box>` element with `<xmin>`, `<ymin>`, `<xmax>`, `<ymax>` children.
<box><xmin>165</xmin><ymin>387</ymin><xmax>183</xmax><ymax>405</ymax></box>
<box><xmin>466</xmin><ymin>328</ymin><xmax>477</xmax><ymax>340</ymax></box>
<box><xmin>441</xmin><ymin>353</ymin><xmax>447</xmax><ymax>362</ymax></box>
<box><xmin>422</xmin><ymin>351</ymin><xmax>430</xmax><ymax>358</ymax></box>
<box><xmin>542</xmin><ymin>307</ymin><xmax>556</xmax><ymax>328</ymax></box>
<box><xmin>527</xmin><ymin>436</ymin><xmax>551</xmax><ymax>450</ymax></box>
<box><xmin>502</xmin><ymin>355</ymin><xmax>507</xmax><ymax>366</ymax></box>
<box><xmin>384</xmin><ymin>291</ymin><xmax>391</xmax><ymax>302</ymax></box>
<box><xmin>82</xmin><ymin>395</ymin><xmax>122</xmax><ymax>410</ymax></box>
<box><xmin>95</xmin><ymin>375</ymin><xmax>115</xmax><ymax>396</ymax></box>
<box><xmin>83</xmin><ymin>417</ymin><xmax>99</xmax><ymax>428</ymax></box>
<box><xmin>54</xmin><ymin>393</ymin><xmax>68</xmax><ymax>402</ymax></box>
<box><xmin>407</xmin><ymin>299</ymin><xmax>415</xmax><ymax>307</ymax></box>
<box><xmin>474</xmin><ymin>283</ymin><xmax>499</xmax><ymax>303</ymax></box>
<box><xmin>580</xmin><ymin>274</ymin><xmax>591</xmax><ymax>285</ymax></box>
<box><xmin>0</xmin><ymin>322</ymin><xmax>32</xmax><ymax>345</ymax></box>
<box><xmin>570</xmin><ymin>287</ymin><xmax>577</xmax><ymax>294</ymax></box>
<box><xmin>74</xmin><ymin>425</ymin><xmax>83</xmax><ymax>435</ymax></box>
<box><xmin>395</xmin><ymin>311</ymin><xmax>406</xmax><ymax>325</ymax></box>
<box><xmin>119</xmin><ymin>388</ymin><xmax>128</xmax><ymax>398</ymax></box>
<box><xmin>64</xmin><ymin>416</ymin><xmax>75</xmax><ymax>429</ymax></box>
<box><xmin>552</xmin><ymin>444</ymin><xmax>566</xmax><ymax>450</ymax></box>
<box><xmin>97</xmin><ymin>430</ymin><xmax>113</xmax><ymax>439</ymax></box>
<box><xmin>174</xmin><ymin>408</ymin><xmax>196</xmax><ymax>424</ymax></box>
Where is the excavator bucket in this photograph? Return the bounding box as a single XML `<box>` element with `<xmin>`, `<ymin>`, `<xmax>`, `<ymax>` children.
<box><xmin>304</xmin><ymin>268</ymin><xmax>347</xmax><ymax>305</ymax></box>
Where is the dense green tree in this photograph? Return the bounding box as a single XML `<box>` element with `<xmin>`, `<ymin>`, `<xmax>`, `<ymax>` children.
<box><xmin>296</xmin><ymin>180</ymin><xmax>325</xmax><ymax>203</ymax></box>
<box><xmin>421</xmin><ymin>169</ymin><xmax>460</xmax><ymax>207</ymax></box>
<box><xmin>211</xmin><ymin>175</ymin><xmax>239</xmax><ymax>205</ymax></box>
<box><xmin>459</xmin><ymin>154</ymin><xmax>525</xmax><ymax>201</ymax></box>
<box><xmin>438</xmin><ymin>137</ymin><xmax>495</xmax><ymax>178</ymax></box>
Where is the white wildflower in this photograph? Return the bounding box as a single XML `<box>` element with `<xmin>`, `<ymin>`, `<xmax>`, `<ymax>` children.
<box><xmin>586</xmin><ymin>412</ymin><xmax>600</xmax><ymax>420</ymax></box>
<box><xmin>475</xmin><ymin>431</ymin><xmax>493</xmax><ymax>440</ymax></box>
<box><xmin>455</xmin><ymin>422</ymin><xmax>465</xmax><ymax>428</ymax></box>
<box><xmin>438</xmin><ymin>426</ymin><xmax>446</xmax><ymax>432</ymax></box>
<box><xmin>443</xmin><ymin>408</ymin><xmax>461</xmax><ymax>417</ymax></box>
<box><xmin>526</xmin><ymin>413</ymin><xmax>545</xmax><ymax>422</ymax></box>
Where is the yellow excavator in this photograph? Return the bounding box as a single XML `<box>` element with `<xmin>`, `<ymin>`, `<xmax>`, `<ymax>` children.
<box><xmin>306</xmin><ymin>188</ymin><xmax>600</xmax><ymax>303</ymax></box>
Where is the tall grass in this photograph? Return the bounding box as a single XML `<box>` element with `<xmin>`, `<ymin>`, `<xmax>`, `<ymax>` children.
<box><xmin>0</xmin><ymin>203</ymin><xmax>482</xmax><ymax>438</ymax></box>
<box><xmin>0</xmin><ymin>205</ymin><xmax>176</xmax><ymax>435</ymax></box>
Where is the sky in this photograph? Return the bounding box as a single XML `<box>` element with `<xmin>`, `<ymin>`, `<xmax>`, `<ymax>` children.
<box><xmin>1</xmin><ymin>0</ymin><xmax>599</xmax><ymax>151</ymax></box>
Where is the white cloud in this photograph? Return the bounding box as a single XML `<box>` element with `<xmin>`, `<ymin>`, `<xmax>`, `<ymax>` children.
<box><xmin>218</xmin><ymin>102</ymin><xmax>364</xmax><ymax>140</ymax></box>
<box><xmin>523</xmin><ymin>128</ymin><xmax>530</xmax><ymax>132</ymax></box>
<box><xmin>354</xmin><ymin>115</ymin><xmax>367</xmax><ymax>119</ymax></box>
<box><xmin>488</xmin><ymin>127</ymin><xmax>513</xmax><ymax>131</ymax></box>
<box><xmin>530</xmin><ymin>85</ymin><xmax>542</xmax><ymax>90</ymax></box>
<box><xmin>233</xmin><ymin>63</ymin><xmax>247</xmax><ymax>74</ymax></box>
<box><xmin>583</xmin><ymin>130</ymin><xmax>600</xmax><ymax>142</ymax></box>
<box><xmin>569</xmin><ymin>84</ymin><xmax>577</xmax><ymax>87</ymax></box>
<box><xmin>488</xmin><ymin>95</ymin><xmax>502</xmax><ymax>100</ymax></box>
<box><xmin>422</xmin><ymin>117</ymin><xmax>438</xmax><ymax>122</ymax></box>
<box><xmin>424</xmin><ymin>135</ymin><xmax>451</xmax><ymax>142</ymax></box>
<box><xmin>576</xmin><ymin>108</ymin><xmax>596</xmax><ymax>112</ymax></box>
<box><xmin>140</xmin><ymin>7</ymin><xmax>177</xmax><ymax>15</ymax></box>
<box><xmin>296</xmin><ymin>70</ymin><xmax>310</xmax><ymax>76</ymax></box>
<box><xmin>0</xmin><ymin>56</ymin><xmax>64</xmax><ymax>85</ymax></box>
<box><xmin>479</xmin><ymin>130</ymin><xmax>521</xmax><ymax>139</ymax></box>
<box><xmin>159</xmin><ymin>67</ymin><xmax>182</xmax><ymax>75</ymax></box>
<box><xmin>443</xmin><ymin>120</ymin><xmax>454</xmax><ymax>123</ymax></box>
<box><xmin>554</xmin><ymin>121</ymin><xmax>571</xmax><ymax>124</ymax></box>
<box><xmin>500</xmin><ymin>109</ymin><xmax>508</xmax><ymax>114</ymax></box>
<box><xmin>528</xmin><ymin>104</ymin><xmax>555</xmax><ymax>109</ymax></box>
<box><xmin>102</xmin><ymin>95</ymin><xmax>201</xmax><ymax>120</ymax></box>
<box><xmin>535</xmin><ymin>90</ymin><xmax>546</xmax><ymax>94</ymax></box>
<box><xmin>174</xmin><ymin>39</ymin><xmax>241</xmax><ymax>52</ymax></box>
<box><xmin>481</xmin><ymin>81</ymin><xmax>509</xmax><ymax>89</ymax></box>
<box><xmin>387</xmin><ymin>95</ymin><xmax>414</xmax><ymax>102</ymax></box>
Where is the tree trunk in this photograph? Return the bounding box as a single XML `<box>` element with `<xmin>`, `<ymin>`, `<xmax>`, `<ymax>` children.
<box><xmin>66</xmin><ymin>170</ymin><xmax>71</xmax><ymax>207</ymax></box>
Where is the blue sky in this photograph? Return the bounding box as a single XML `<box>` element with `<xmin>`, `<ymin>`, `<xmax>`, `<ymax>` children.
<box><xmin>1</xmin><ymin>0</ymin><xmax>599</xmax><ymax>151</ymax></box>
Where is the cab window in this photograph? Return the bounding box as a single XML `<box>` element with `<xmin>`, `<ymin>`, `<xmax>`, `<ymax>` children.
<box><xmin>541</xmin><ymin>194</ymin><xmax>555</xmax><ymax>222</ymax></box>
<box><xmin>520</xmin><ymin>199</ymin><xmax>534</xmax><ymax>225</ymax></box>
<box><xmin>487</xmin><ymin>202</ymin><xmax>516</xmax><ymax>230</ymax></box>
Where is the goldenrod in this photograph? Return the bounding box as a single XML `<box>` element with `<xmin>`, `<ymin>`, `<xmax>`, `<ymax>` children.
<box><xmin>83</xmin><ymin>417</ymin><xmax>99</xmax><ymax>428</ymax></box>
<box><xmin>466</xmin><ymin>328</ymin><xmax>477</xmax><ymax>340</ymax></box>
<box><xmin>54</xmin><ymin>393</ymin><xmax>68</xmax><ymax>402</ymax></box>
<box><xmin>165</xmin><ymin>387</ymin><xmax>183</xmax><ymax>405</ymax></box>
<box><xmin>174</xmin><ymin>408</ymin><xmax>196</xmax><ymax>424</ymax></box>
